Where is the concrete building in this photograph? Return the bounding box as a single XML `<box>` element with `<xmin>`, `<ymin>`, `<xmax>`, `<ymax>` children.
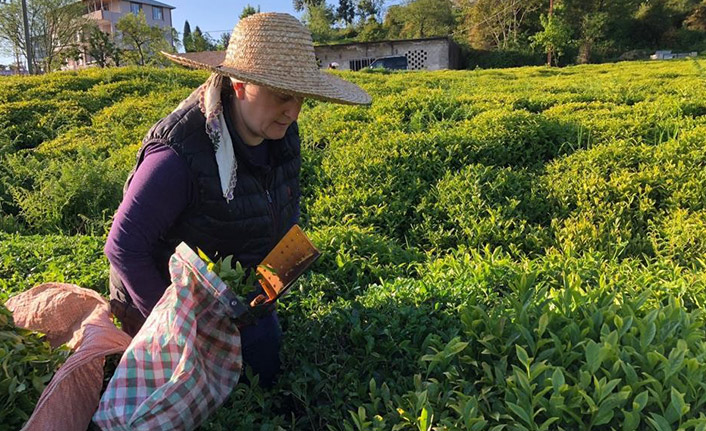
<box><xmin>66</xmin><ymin>0</ymin><xmax>175</xmax><ymax>69</ymax></box>
<box><xmin>314</xmin><ymin>37</ymin><xmax>461</xmax><ymax>71</ymax></box>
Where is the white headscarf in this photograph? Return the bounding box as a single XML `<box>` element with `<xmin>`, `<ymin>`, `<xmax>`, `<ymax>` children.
<box><xmin>173</xmin><ymin>73</ymin><xmax>238</xmax><ymax>202</ymax></box>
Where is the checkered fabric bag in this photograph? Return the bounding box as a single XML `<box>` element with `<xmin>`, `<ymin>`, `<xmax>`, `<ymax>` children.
<box><xmin>93</xmin><ymin>242</ymin><xmax>242</xmax><ymax>431</ymax></box>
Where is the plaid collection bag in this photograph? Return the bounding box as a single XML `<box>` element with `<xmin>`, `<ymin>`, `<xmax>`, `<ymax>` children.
<box><xmin>93</xmin><ymin>242</ymin><xmax>242</xmax><ymax>430</ymax></box>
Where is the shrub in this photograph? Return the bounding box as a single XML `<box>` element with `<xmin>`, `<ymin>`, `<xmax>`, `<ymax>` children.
<box><xmin>0</xmin><ymin>303</ymin><xmax>70</xmax><ymax>430</ymax></box>
<box><xmin>0</xmin><ymin>100</ymin><xmax>91</xmax><ymax>151</ymax></box>
<box><xmin>308</xmin><ymin>225</ymin><xmax>424</xmax><ymax>296</ymax></box>
<box><xmin>4</xmin><ymin>147</ymin><xmax>126</xmax><ymax>235</ymax></box>
<box><xmin>0</xmin><ymin>233</ymin><xmax>108</xmax><ymax>300</ymax></box>
<box><xmin>413</xmin><ymin>164</ymin><xmax>551</xmax><ymax>255</ymax></box>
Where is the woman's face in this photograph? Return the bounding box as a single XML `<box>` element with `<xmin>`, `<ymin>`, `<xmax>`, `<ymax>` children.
<box><xmin>232</xmin><ymin>81</ymin><xmax>303</xmax><ymax>146</ymax></box>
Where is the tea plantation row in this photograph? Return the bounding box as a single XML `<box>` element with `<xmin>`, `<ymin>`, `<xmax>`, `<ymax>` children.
<box><xmin>2</xmin><ymin>60</ymin><xmax>706</xmax><ymax>430</ymax></box>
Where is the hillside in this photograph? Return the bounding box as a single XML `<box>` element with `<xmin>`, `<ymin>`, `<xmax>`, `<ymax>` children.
<box><xmin>2</xmin><ymin>60</ymin><xmax>706</xmax><ymax>429</ymax></box>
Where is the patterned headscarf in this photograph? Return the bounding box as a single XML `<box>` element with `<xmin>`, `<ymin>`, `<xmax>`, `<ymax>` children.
<box><xmin>174</xmin><ymin>73</ymin><xmax>238</xmax><ymax>202</ymax></box>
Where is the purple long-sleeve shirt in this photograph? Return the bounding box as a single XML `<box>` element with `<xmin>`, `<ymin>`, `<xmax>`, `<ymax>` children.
<box><xmin>105</xmin><ymin>141</ymin><xmax>275</xmax><ymax>317</ymax></box>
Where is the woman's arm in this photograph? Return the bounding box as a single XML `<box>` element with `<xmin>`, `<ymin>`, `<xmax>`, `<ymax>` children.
<box><xmin>105</xmin><ymin>144</ymin><xmax>193</xmax><ymax>317</ymax></box>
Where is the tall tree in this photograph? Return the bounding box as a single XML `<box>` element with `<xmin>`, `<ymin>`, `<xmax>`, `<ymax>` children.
<box><xmin>302</xmin><ymin>4</ymin><xmax>336</xmax><ymax>42</ymax></box>
<box><xmin>0</xmin><ymin>0</ymin><xmax>90</xmax><ymax>72</ymax></box>
<box><xmin>85</xmin><ymin>25</ymin><xmax>121</xmax><ymax>67</ymax></box>
<box><xmin>685</xmin><ymin>1</ymin><xmax>706</xmax><ymax>30</ymax></box>
<box><xmin>240</xmin><ymin>4</ymin><xmax>261</xmax><ymax>19</ymax></box>
<box><xmin>293</xmin><ymin>0</ymin><xmax>325</xmax><ymax>13</ymax></box>
<box><xmin>116</xmin><ymin>11</ymin><xmax>174</xmax><ymax>66</ymax></box>
<box><xmin>183</xmin><ymin>20</ymin><xmax>193</xmax><ymax>52</ymax></box>
<box><xmin>337</xmin><ymin>0</ymin><xmax>356</xmax><ymax>25</ymax></box>
<box><xmin>559</xmin><ymin>0</ymin><xmax>641</xmax><ymax>61</ymax></box>
<box><xmin>191</xmin><ymin>26</ymin><xmax>215</xmax><ymax>51</ymax></box>
<box><xmin>383</xmin><ymin>0</ymin><xmax>456</xmax><ymax>39</ymax></box>
<box><xmin>530</xmin><ymin>12</ymin><xmax>573</xmax><ymax>66</ymax></box>
<box><xmin>357</xmin><ymin>16</ymin><xmax>386</xmax><ymax>40</ymax></box>
<box><xmin>356</xmin><ymin>0</ymin><xmax>384</xmax><ymax>21</ymax></box>
<box><xmin>458</xmin><ymin>0</ymin><xmax>542</xmax><ymax>50</ymax></box>
<box><xmin>215</xmin><ymin>32</ymin><xmax>231</xmax><ymax>50</ymax></box>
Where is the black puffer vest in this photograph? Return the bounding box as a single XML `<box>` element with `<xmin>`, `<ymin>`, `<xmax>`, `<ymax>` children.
<box><xmin>122</xmin><ymin>90</ymin><xmax>301</xmax><ymax>284</ymax></box>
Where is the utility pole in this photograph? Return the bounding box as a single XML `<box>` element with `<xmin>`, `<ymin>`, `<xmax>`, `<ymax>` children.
<box><xmin>547</xmin><ymin>0</ymin><xmax>554</xmax><ymax>67</ymax></box>
<box><xmin>21</xmin><ymin>0</ymin><xmax>32</xmax><ymax>74</ymax></box>
<box><xmin>0</xmin><ymin>0</ymin><xmax>33</xmax><ymax>74</ymax></box>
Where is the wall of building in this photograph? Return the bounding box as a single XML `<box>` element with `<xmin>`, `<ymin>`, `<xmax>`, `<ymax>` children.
<box><xmin>67</xmin><ymin>0</ymin><xmax>173</xmax><ymax>70</ymax></box>
<box><xmin>117</xmin><ymin>1</ymin><xmax>172</xmax><ymax>30</ymax></box>
<box><xmin>315</xmin><ymin>38</ymin><xmax>458</xmax><ymax>71</ymax></box>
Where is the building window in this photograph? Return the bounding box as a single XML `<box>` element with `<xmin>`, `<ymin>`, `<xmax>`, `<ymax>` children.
<box><xmin>130</xmin><ymin>2</ymin><xmax>141</xmax><ymax>15</ymax></box>
<box><xmin>349</xmin><ymin>58</ymin><xmax>374</xmax><ymax>71</ymax></box>
<box><xmin>152</xmin><ymin>6</ymin><xmax>163</xmax><ymax>20</ymax></box>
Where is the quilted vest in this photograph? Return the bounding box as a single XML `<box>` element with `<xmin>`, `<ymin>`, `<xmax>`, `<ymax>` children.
<box><xmin>122</xmin><ymin>93</ymin><xmax>301</xmax><ymax>283</ymax></box>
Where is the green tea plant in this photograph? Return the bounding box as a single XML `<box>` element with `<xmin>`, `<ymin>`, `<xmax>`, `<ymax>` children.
<box><xmin>0</xmin><ymin>303</ymin><xmax>70</xmax><ymax>431</ymax></box>
<box><xmin>197</xmin><ymin>249</ymin><xmax>260</xmax><ymax>298</ymax></box>
<box><xmin>2</xmin><ymin>59</ymin><xmax>706</xmax><ymax>429</ymax></box>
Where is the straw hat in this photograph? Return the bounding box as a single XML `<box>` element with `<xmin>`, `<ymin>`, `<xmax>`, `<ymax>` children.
<box><xmin>162</xmin><ymin>12</ymin><xmax>371</xmax><ymax>105</ymax></box>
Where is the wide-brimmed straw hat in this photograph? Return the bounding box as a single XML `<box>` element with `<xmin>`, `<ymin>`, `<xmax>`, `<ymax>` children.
<box><xmin>162</xmin><ymin>12</ymin><xmax>371</xmax><ymax>105</ymax></box>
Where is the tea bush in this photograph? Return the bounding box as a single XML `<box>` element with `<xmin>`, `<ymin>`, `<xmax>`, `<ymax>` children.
<box><xmin>0</xmin><ymin>304</ymin><xmax>70</xmax><ymax>431</ymax></box>
<box><xmin>0</xmin><ymin>233</ymin><xmax>108</xmax><ymax>301</ymax></box>
<box><xmin>3</xmin><ymin>60</ymin><xmax>706</xmax><ymax>429</ymax></box>
<box><xmin>3</xmin><ymin>148</ymin><xmax>125</xmax><ymax>234</ymax></box>
<box><xmin>413</xmin><ymin>164</ymin><xmax>551</xmax><ymax>254</ymax></box>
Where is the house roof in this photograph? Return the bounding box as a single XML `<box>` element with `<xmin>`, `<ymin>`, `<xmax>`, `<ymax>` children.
<box><xmin>315</xmin><ymin>36</ymin><xmax>452</xmax><ymax>49</ymax></box>
<box><xmin>131</xmin><ymin>0</ymin><xmax>175</xmax><ymax>9</ymax></box>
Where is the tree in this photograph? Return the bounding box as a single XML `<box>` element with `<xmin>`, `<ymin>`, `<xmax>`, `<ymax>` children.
<box><xmin>685</xmin><ymin>1</ymin><xmax>706</xmax><ymax>30</ymax></box>
<box><xmin>530</xmin><ymin>13</ymin><xmax>573</xmax><ymax>66</ymax></box>
<box><xmin>302</xmin><ymin>4</ymin><xmax>336</xmax><ymax>42</ymax></box>
<box><xmin>337</xmin><ymin>0</ymin><xmax>356</xmax><ymax>25</ymax></box>
<box><xmin>215</xmin><ymin>32</ymin><xmax>231</xmax><ymax>50</ymax></box>
<box><xmin>85</xmin><ymin>25</ymin><xmax>121</xmax><ymax>67</ymax></box>
<box><xmin>293</xmin><ymin>0</ymin><xmax>325</xmax><ymax>13</ymax></box>
<box><xmin>191</xmin><ymin>26</ymin><xmax>215</xmax><ymax>51</ymax></box>
<box><xmin>356</xmin><ymin>0</ymin><xmax>384</xmax><ymax>21</ymax></box>
<box><xmin>458</xmin><ymin>0</ymin><xmax>542</xmax><ymax>50</ymax></box>
<box><xmin>383</xmin><ymin>0</ymin><xmax>456</xmax><ymax>39</ymax></box>
<box><xmin>357</xmin><ymin>15</ymin><xmax>386</xmax><ymax>40</ymax></box>
<box><xmin>183</xmin><ymin>20</ymin><xmax>193</xmax><ymax>52</ymax></box>
<box><xmin>116</xmin><ymin>11</ymin><xmax>173</xmax><ymax>66</ymax></box>
<box><xmin>0</xmin><ymin>0</ymin><xmax>90</xmax><ymax>72</ymax></box>
<box><xmin>240</xmin><ymin>4</ymin><xmax>260</xmax><ymax>20</ymax></box>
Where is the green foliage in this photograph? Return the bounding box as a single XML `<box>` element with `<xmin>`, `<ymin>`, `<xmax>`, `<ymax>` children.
<box><xmin>383</xmin><ymin>0</ymin><xmax>456</xmax><ymax>39</ymax></box>
<box><xmin>0</xmin><ymin>303</ymin><xmax>71</xmax><ymax>430</ymax></box>
<box><xmin>4</xmin><ymin>148</ymin><xmax>126</xmax><ymax>235</ymax></box>
<box><xmin>3</xmin><ymin>61</ymin><xmax>706</xmax><ymax>429</ymax></box>
<box><xmin>303</xmin><ymin>4</ymin><xmax>337</xmax><ymax>43</ymax></box>
<box><xmin>308</xmin><ymin>225</ymin><xmax>424</xmax><ymax>295</ymax></box>
<box><xmin>116</xmin><ymin>11</ymin><xmax>174</xmax><ymax>66</ymax></box>
<box><xmin>0</xmin><ymin>0</ymin><xmax>90</xmax><ymax>73</ymax></box>
<box><xmin>240</xmin><ymin>4</ymin><xmax>261</xmax><ymax>20</ymax></box>
<box><xmin>86</xmin><ymin>25</ymin><xmax>122</xmax><ymax>68</ymax></box>
<box><xmin>531</xmin><ymin>14</ymin><xmax>574</xmax><ymax>65</ymax></box>
<box><xmin>414</xmin><ymin>164</ymin><xmax>551</xmax><ymax>254</ymax></box>
<box><xmin>343</xmin><ymin>253</ymin><xmax>706</xmax><ymax>430</ymax></box>
<box><xmin>197</xmin><ymin>249</ymin><xmax>262</xmax><ymax>298</ymax></box>
<box><xmin>0</xmin><ymin>233</ymin><xmax>108</xmax><ymax>301</ymax></box>
<box><xmin>189</xmin><ymin>26</ymin><xmax>216</xmax><ymax>52</ymax></box>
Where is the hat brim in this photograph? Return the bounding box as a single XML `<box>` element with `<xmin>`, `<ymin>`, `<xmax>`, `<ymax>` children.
<box><xmin>161</xmin><ymin>51</ymin><xmax>372</xmax><ymax>106</ymax></box>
